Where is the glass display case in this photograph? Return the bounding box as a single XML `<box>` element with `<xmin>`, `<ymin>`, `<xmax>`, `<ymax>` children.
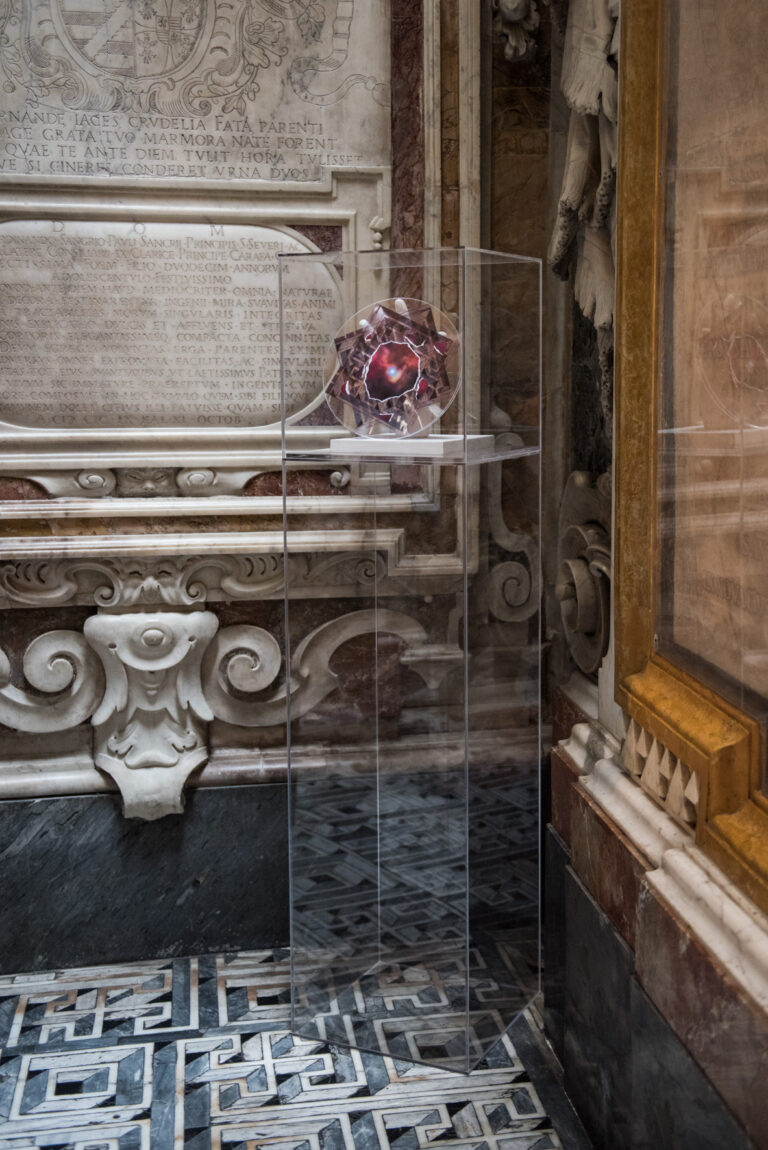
<box><xmin>279</xmin><ymin>247</ymin><xmax>542</xmax><ymax>1073</ymax></box>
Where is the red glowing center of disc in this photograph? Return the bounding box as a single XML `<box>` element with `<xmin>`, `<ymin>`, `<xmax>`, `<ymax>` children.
<box><xmin>365</xmin><ymin>342</ymin><xmax>421</xmax><ymax>400</ymax></box>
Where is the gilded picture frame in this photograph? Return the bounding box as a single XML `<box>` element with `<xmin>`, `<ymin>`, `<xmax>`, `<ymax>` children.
<box><xmin>615</xmin><ymin>0</ymin><xmax>768</xmax><ymax>911</ymax></box>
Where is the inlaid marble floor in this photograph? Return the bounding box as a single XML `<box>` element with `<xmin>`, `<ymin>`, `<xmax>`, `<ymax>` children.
<box><xmin>0</xmin><ymin>950</ymin><xmax>592</xmax><ymax>1150</ymax></box>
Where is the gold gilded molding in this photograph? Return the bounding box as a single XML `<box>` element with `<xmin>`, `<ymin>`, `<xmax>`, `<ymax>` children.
<box><xmin>623</xmin><ymin>657</ymin><xmax>756</xmax><ymax>821</ymax></box>
<box><xmin>614</xmin><ymin>0</ymin><xmax>768</xmax><ymax>913</ymax></box>
<box><xmin>614</xmin><ymin>0</ymin><xmax>663</xmax><ymax>693</ymax></box>
<box><xmin>705</xmin><ymin>804</ymin><xmax>768</xmax><ymax>918</ymax></box>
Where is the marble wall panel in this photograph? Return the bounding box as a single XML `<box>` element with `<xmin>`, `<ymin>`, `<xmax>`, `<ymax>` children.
<box><xmin>507</xmin><ymin>1010</ymin><xmax>595</xmax><ymax>1150</ymax></box>
<box><xmin>636</xmin><ymin>879</ymin><xmax>768</xmax><ymax>1149</ymax></box>
<box><xmin>563</xmin><ymin>867</ymin><xmax>633</xmax><ymax>1150</ymax></box>
<box><xmin>440</xmin><ymin>0</ymin><xmax>460</xmax><ymax>250</ymax></box>
<box><xmin>631</xmin><ymin>979</ymin><xmax>756</xmax><ymax>1150</ymax></box>
<box><xmin>390</xmin><ymin>0</ymin><xmax>425</xmax><ymax>249</ymax></box>
<box><xmin>543</xmin><ymin>823</ymin><xmax>568</xmax><ymax>1062</ymax></box>
<box><xmin>552</xmin><ymin>684</ymin><xmax>591</xmax><ymax>745</ymax></box>
<box><xmin>0</xmin><ymin>478</ymin><xmax>48</xmax><ymax>501</ymax></box>
<box><xmin>570</xmin><ymin>784</ymin><xmax>648</xmax><ymax>949</ymax></box>
<box><xmin>550</xmin><ymin>743</ymin><xmax>580</xmax><ymax>848</ymax></box>
<box><xmin>0</xmin><ymin>786</ymin><xmax>289</xmax><ymax>973</ymax></box>
<box><xmin>490</xmin><ymin>35</ymin><xmax>551</xmax><ymax>259</ymax></box>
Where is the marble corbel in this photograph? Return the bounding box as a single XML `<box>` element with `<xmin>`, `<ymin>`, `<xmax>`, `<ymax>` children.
<box><xmin>83</xmin><ymin>611</ymin><xmax>219</xmax><ymax>820</ymax></box>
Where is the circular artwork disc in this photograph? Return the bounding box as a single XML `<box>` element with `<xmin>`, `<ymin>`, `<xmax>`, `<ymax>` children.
<box><xmin>324</xmin><ymin>297</ymin><xmax>461</xmax><ymax>438</ymax></box>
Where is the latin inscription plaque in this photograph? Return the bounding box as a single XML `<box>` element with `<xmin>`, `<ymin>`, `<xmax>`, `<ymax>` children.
<box><xmin>0</xmin><ymin>220</ymin><xmax>341</xmax><ymax>429</ymax></box>
<box><xmin>0</xmin><ymin>1</ymin><xmax>390</xmax><ymax>184</ymax></box>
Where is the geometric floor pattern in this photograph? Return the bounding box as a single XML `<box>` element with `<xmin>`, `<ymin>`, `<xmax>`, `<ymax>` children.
<box><xmin>0</xmin><ymin>950</ymin><xmax>580</xmax><ymax>1149</ymax></box>
<box><xmin>289</xmin><ymin>762</ymin><xmax>541</xmax><ymax>1074</ymax></box>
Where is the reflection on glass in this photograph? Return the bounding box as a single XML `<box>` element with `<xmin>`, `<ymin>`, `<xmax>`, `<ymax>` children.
<box><xmin>281</xmin><ymin>248</ymin><xmax>542</xmax><ymax>1073</ymax></box>
<box><xmin>658</xmin><ymin>0</ymin><xmax>768</xmax><ymax>772</ymax></box>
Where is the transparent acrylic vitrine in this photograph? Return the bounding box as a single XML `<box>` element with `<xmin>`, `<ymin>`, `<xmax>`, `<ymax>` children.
<box><xmin>279</xmin><ymin>247</ymin><xmax>541</xmax><ymax>1074</ymax></box>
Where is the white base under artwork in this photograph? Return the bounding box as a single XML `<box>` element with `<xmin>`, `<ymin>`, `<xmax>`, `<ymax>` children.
<box><xmin>327</xmin><ymin>433</ymin><xmax>497</xmax><ymax>460</ymax></box>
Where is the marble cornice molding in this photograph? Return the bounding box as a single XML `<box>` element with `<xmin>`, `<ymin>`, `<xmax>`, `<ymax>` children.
<box><xmin>0</xmin><ymin>555</ymin><xmax>288</xmax><ymax>610</ymax></box>
<box><xmin>562</xmin><ymin>711</ymin><xmax>700</xmax><ymax>835</ymax></box>
<box><xmin>581</xmin><ymin>755</ymin><xmax>691</xmax><ymax>867</ymax></box>
<box><xmin>0</xmin><ymin>527</ymin><xmax>466</xmax><ymax>612</ymax></box>
<box><xmin>571</xmin><ymin>722</ymin><xmax>768</xmax><ymax>1026</ymax></box>
<box><xmin>0</xmin><ymin>523</ymin><xmax>469</xmax><ymax>585</ymax></box>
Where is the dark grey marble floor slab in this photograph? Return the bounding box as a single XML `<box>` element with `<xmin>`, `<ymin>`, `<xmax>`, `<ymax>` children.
<box><xmin>0</xmin><ymin>786</ymin><xmax>289</xmax><ymax>973</ymax></box>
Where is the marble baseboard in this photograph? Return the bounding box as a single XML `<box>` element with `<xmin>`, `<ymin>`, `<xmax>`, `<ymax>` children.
<box><xmin>549</xmin><ymin>745</ymin><xmax>581</xmax><ymax>849</ymax></box>
<box><xmin>507</xmin><ymin>1011</ymin><xmax>594</xmax><ymax>1150</ymax></box>
<box><xmin>0</xmin><ymin>786</ymin><xmax>289</xmax><ymax>974</ymax></box>
<box><xmin>563</xmin><ymin>868</ymin><xmax>633</xmax><ymax>1150</ymax></box>
<box><xmin>551</xmin><ymin>859</ymin><xmax>760</xmax><ymax>1150</ymax></box>
<box><xmin>636</xmin><ymin>878</ymin><xmax>768</xmax><ymax>1149</ymax></box>
<box><xmin>542</xmin><ymin>824</ymin><xmax>567</xmax><ymax>1062</ymax></box>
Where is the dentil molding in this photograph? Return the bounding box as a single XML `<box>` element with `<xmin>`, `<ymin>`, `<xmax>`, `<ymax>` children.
<box><xmin>571</xmin><ymin>722</ymin><xmax>768</xmax><ymax>1032</ymax></box>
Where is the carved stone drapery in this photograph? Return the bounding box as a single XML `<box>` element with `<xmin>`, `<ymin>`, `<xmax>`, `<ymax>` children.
<box><xmin>549</xmin><ymin>0</ymin><xmax>620</xmax><ymax>414</ymax></box>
